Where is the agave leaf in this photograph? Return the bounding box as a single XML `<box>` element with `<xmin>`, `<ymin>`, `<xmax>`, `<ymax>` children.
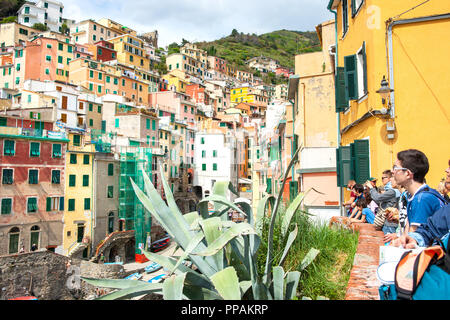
<box><xmin>200</xmin><ymin>217</ymin><xmax>224</xmax><ymax>270</ymax></box>
<box><xmin>272</xmin><ymin>266</ymin><xmax>285</xmax><ymax>300</ymax></box>
<box><xmin>278</xmin><ymin>224</ymin><xmax>298</xmax><ymax>267</ymax></box>
<box><xmin>158</xmin><ymin>165</ymin><xmax>185</xmax><ymax>219</ymax></box>
<box><xmin>170</xmin><ymin>232</ymin><xmax>205</xmax><ymax>275</ymax></box>
<box><xmin>194</xmin><ymin>223</ymin><xmax>256</xmax><ymax>257</ymax></box>
<box><xmin>163</xmin><ymin>273</ymin><xmax>187</xmax><ymax>300</ymax></box>
<box><xmin>133</xmin><ymin>175</ymin><xmax>218</xmax><ymax>277</ymax></box>
<box><xmin>239</xmin><ymin>281</ymin><xmax>252</xmax><ymax>298</ymax></box>
<box><xmin>255</xmin><ymin>194</ymin><xmax>275</xmax><ymax>235</ymax></box>
<box><xmin>284</xmin><ymin>271</ymin><xmax>301</xmax><ymax>300</ymax></box>
<box><xmin>210</xmin><ymin>267</ymin><xmax>241</xmax><ymax>300</ymax></box>
<box><xmin>298</xmin><ymin>248</ymin><xmax>320</xmax><ymax>272</ymax></box>
<box><xmin>142</xmin><ymin>249</ymin><xmax>214</xmax><ymax>289</ymax></box>
<box><xmin>280</xmin><ymin>192</ymin><xmax>304</xmax><ymax>238</ymax></box>
<box><xmin>183</xmin><ymin>284</ymin><xmax>222</xmax><ymax>300</ymax></box>
<box><xmin>211</xmin><ymin>181</ymin><xmax>238</xmax><ymax>214</ymax></box>
<box><xmin>264</xmin><ymin>143</ymin><xmax>303</xmax><ymax>285</ymax></box>
<box><xmin>200</xmin><ymin>194</ymin><xmax>247</xmax><ymax>218</ymax></box>
<box><xmin>82</xmin><ymin>277</ymin><xmax>149</xmax><ymax>290</ymax></box>
<box><xmin>183</xmin><ymin>211</ymin><xmax>200</xmax><ymax>226</ymax></box>
<box><xmin>96</xmin><ymin>283</ymin><xmax>163</xmax><ymax>300</ymax></box>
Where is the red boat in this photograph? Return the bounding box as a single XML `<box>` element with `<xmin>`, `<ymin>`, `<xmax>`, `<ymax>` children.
<box><xmin>150</xmin><ymin>236</ymin><xmax>171</xmax><ymax>252</ymax></box>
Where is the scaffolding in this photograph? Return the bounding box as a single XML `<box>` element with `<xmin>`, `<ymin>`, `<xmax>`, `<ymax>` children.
<box><xmin>119</xmin><ymin>146</ymin><xmax>153</xmax><ymax>259</ymax></box>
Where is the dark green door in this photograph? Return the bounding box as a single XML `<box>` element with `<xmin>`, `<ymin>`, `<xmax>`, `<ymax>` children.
<box><xmin>9</xmin><ymin>232</ymin><xmax>19</xmax><ymax>254</ymax></box>
<box><xmin>30</xmin><ymin>231</ymin><xmax>39</xmax><ymax>250</ymax></box>
<box><xmin>77</xmin><ymin>225</ymin><xmax>84</xmax><ymax>243</ymax></box>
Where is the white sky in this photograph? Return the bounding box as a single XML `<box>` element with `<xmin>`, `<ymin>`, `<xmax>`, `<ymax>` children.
<box><xmin>61</xmin><ymin>0</ymin><xmax>334</xmax><ymax>48</ymax></box>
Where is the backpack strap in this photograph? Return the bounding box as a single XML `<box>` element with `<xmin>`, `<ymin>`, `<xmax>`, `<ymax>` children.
<box><xmin>416</xmin><ymin>187</ymin><xmax>449</xmax><ymax>205</ymax></box>
<box><xmin>394</xmin><ymin>246</ymin><xmax>445</xmax><ymax>300</ymax></box>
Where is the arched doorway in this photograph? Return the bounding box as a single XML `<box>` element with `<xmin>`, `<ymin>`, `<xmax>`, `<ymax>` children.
<box><xmin>30</xmin><ymin>225</ymin><xmax>40</xmax><ymax>251</ymax></box>
<box><xmin>108</xmin><ymin>212</ymin><xmax>114</xmax><ymax>234</ymax></box>
<box><xmin>125</xmin><ymin>239</ymin><xmax>135</xmax><ymax>262</ymax></box>
<box><xmin>8</xmin><ymin>227</ymin><xmax>20</xmax><ymax>254</ymax></box>
<box><xmin>109</xmin><ymin>246</ymin><xmax>118</xmax><ymax>262</ymax></box>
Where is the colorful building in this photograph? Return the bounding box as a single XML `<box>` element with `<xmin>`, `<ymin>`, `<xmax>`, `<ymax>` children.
<box><xmin>328</xmin><ymin>0</ymin><xmax>450</xmax><ymax>192</ymax></box>
<box><xmin>0</xmin><ymin>116</ymin><xmax>68</xmax><ymax>255</ymax></box>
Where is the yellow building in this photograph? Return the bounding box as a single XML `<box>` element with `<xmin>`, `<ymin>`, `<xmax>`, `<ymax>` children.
<box><xmin>328</xmin><ymin>0</ymin><xmax>450</xmax><ymax>189</ymax></box>
<box><xmin>230</xmin><ymin>86</ymin><xmax>250</xmax><ymax>104</ymax></box>
<box><xmin>162</xmin><ymin>73</ymin><xmax>189</xmax><ymax>93</ymax></box>
<box><xmin>63</xmin><ymin>132</ymin><xmax>96</xmax><ymax>258</ymax></box>
<box><xmin>108</xmin><ymin>34</ymin><xmax>150</xmax><ymax>71</ymax></box>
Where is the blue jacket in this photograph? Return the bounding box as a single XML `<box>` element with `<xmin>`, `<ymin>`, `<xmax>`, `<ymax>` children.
<box><xmin>409</xmin><ymin>205</ymin><xmax>450</xmax><ymax>246</ymax></box>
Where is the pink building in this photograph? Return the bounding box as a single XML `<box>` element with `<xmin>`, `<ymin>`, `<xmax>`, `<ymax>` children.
<box><xmin>207</xmin><ymin>56</ymin><xmax>227</xmax><ymax>74</ymax></box>
<box><xmin>275</xmin><ymin>67</ymin><xmax>294</xmax><ymax>78</ymax></box>
<box><xmin>148</xmin><ymin>91</ymin><xmax>197</xmax><ymax>129</ymax></box>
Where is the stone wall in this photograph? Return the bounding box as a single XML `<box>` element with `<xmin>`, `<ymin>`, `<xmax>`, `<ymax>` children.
<box><xmin>0</xmin><ymin>250</ymin><xmax>125</xmax><ymax>300</ymax></box>
<box><xmin>345</xmin><ymin>223</ymin><xmax>384</xmax><ymax>300</ymax></box>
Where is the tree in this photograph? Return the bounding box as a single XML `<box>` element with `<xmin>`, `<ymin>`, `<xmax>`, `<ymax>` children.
<box><xmin>61</xmin><ymin>23</ymin><xmax>69</xmax><ymax>35</ymax></box>
<box><xmin>0</xmin><ymin>16</ymin><xmax>17</xmax><ymax>24</ymax></box>
<box><xmin>167</xmin><ymin>42</ymin><xmax>180</xmax><ymax>55</ymax></box>
<box><xmin>231</xmin><ymin>29</ymin><xmax>238</xmax><ymax>37</ymax></box>
<box><xmin>32</xmin><ymin>23</ymin><xmax>48</xmax><ymax>31</ymax></box>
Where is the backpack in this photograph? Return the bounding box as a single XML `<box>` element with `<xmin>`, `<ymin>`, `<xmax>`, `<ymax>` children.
<box><xmin>414</xmin><ymin>186</ymin><xmax>449</xmax><ymax>206</ymax></box>
<box><xmin>379</xmin><ymin>234</ymin><xmax>450</xmax><ymax>300</ymax></box>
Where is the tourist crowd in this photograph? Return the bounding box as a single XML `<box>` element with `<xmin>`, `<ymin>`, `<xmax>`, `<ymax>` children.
<box><xmin>331</xmin><ymin>149</ymin><xmax>450</xmax><ymax>247</ymax></box>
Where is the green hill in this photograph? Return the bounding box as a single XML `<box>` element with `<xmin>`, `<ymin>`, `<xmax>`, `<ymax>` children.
<box><xmin>195</xmin><ymin>29</ymin><xmax>321</xmax><ymax>71</ymax></box>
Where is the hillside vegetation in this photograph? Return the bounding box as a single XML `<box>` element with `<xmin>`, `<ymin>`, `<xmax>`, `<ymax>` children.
<box><xmin>195</xmin><ymin>29</ymin><xmax>321</xmax><ymax>71</ymax></box>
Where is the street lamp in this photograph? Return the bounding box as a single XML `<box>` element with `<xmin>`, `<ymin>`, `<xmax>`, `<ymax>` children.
<box><xmin>376</xmin><ymin>75</ymin><xmax>394</xmax><ymax>106</ymax></box>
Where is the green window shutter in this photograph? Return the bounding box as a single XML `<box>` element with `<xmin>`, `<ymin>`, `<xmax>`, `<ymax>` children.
<box><xmin>52</xmin><ymin>170</ymin><xmax>60</xmax><ymax>184</ymax></box>
<box><xmin>70</xmin><ymin>153</ymin><xmax>77</xmax><ymax>164</ymax></box>
<box><xmin>46</xmin><ymin>197</ymin><xmax>52</xmax><ymax>211</ymax></box>
<box><xmin>73</xmin><ymin>134</ymin><xmax>81</xmax><ymax>146</ymax></box>
<box><xmin>266</xmin><ymin>178</ymin><xmax>272</xmax><ymax>193</ymax></box>
<box><xmin>58</xmin><ymin>55</ymin><xmax>63</xmax><ymax>63</ymax></box>
<box><xmin>83</xmin><ymin>154</ymin><xmax>90</xmax><ymax>164</ymax></box>
<box><xmin>52</xmin><ymin>144</ymin><xmax>61</xmax><ymax>158</ymax></box>
<box><xmin>152</xmin><ymin>119</ymin><xmax>156</xmax><ymax>130</ymax></box>
<box><xmin>202</xmin><ymin>150</ymin><xmax>205</xmax><ymax>158</ymax></box>
<box><xmin>89</xmin><ymin>70</ymin><xmax>94</xmax><ymax>78</ymax></box>
<box><xmin>82</xmin><ymin>175</ymin><xmax>89</xmax><ymax>187</ymax></box>
<box><xmin>2</xmin><ymin>169</ymin><xmax>13</xmax><ymax>184</ymax></box>
<box><xmin>336</xmin><ymin>146</ymin><xmax>353</xmax><ymax>187</ymax></box>
<box><xmin>29</xmin><ymin>170</ymin><xmax>38</xmax><ymax>184</ymax></box>
<box><xmin>146</xmin><ymin>119</ymin><xmax>150</xmax><ymax>129</ymax></box>
<box><xmin>88</xmin><ymin>103</ymin><xmax>93</xmax><ymax>111</ymax></box>
<box><xmin>89</xmin><ymin>119</ymin><xmax>93</xmax><ymax>126</ymax></box>
<box><xmin>30</xmin><ymin>142</ymin><xmax>40</xmax><ymax>157</ymax></box>
<box><xmin>152</xmin><ymin>136</ymin><xmax>155</xmax><ymax>146</ymax></box>
<box><xmin>351</xmin><ymin>0</ymin><xmax>356</xmax><ymax>17</ymax></box>
<box><xmin>201</xmin><ymin>137</ymin><xmax>205</xmax><ymax>144</ymax></box>
<box><xmin>59</xmin><ymin>197</ymin><xmax>64</xmax><ymax>211</ymax></box>
<box><xmin>336</xmin><ymin>67</ymin><xmax>349</xmax><ymax>112</ymax></box>
<box><xmin>213</xmin><ymin>150</ymin><xmax>217</xmax><ymax>157</ymax></box>
<box><xmin>68</xmin><ymin>199</ymin><xmax>75</xmax><ymax>211</ymax></box>
<box><xmin>202</xmin><ymin>164</ymin><xmax>206</xmax><ymax>171</ymax></box>
<box><xmin>84</xmin><ymin>198</ymin><xmax>90</xmax><ymax>210</ymax></box>
<box><xmin>69</xmin><ymin>174</ymin><xmax>76</xmax><ymax>187</ymax></box>
<box><xmin>107</xmin><ymin>186</ymin><xmax>113</xmax><ymax>198</ymax></box>
<box><xmin>4</xmin><ymin>140</ymin><xmax>15</xmax><ymax>155</ymax></box>
<box><xmin>1</xmin><ymin>198</ymin><xmax>12</xmax><ymax>214</ymax></box>
<box><xmin>108</xmin><ymin>163</ymin><xmax>114</xmax><ymax>176</ymax></box>
<box><xmin>101</xmin><ymin>120</ymin><xmax>106</xmax><ymax>133</ymax></box>
<box><xmin>213</xmin><ymin>163</ymin><xmax>217</xmax><ymax>171</ymax></box>
<box><xmin>344</xmin><ymin>54</ymin><xmax>358</xmax><ymax>101</ymax></box>
<box><xmin>351</xmin><ymin>139</ymin><xmax>370</xmax><ymax>184</ymax></box>
<box><xmin>106</xmin><ymin>76</ymin><xmax>110</xmax><ymax>83</ymax></box>
<box><xmin>289</xmin><ymin>181</ymin><xmax>298</xmax><ymax>202</ymax></box>
<box><xmin>27</xmin><ymin>198</ymin><xmax>37</xmax><ymax>213</ymax></box>
<box><xmin>362</xmin><ymin>42</ymin><xmax>368</xmax><ymax>95</ymax></box>
<box><xmin>115</xmin><ymin>119</ymin><xmax>119</xmax><ymax>128</ymax></box>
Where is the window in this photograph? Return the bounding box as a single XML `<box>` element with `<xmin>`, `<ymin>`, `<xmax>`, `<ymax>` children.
<box><xmin>70</xmin><ymin>153</ymin><xmax>77</xmax><ymax>164</ymax></box>
<box><xmin>3</xmin><ymin>140</ymin><xmax>15</xmax><ymax>156</ymax></box>
<box><xmin>146</xmin><ymin>118</ymin><xmax>150</xmax><ymax>129</ymax></box>
<box><xmin>26</xmin><ymin>197</ymin><xmax>38</xmax><ymax>214</ymax></box>
<box><xmin>51</xmin><ymin>170</ymin><xmax>60</xmax><ymax>184</ymax></box>
<box><xmin>106</xmin><ymin>76</ymin><xmax>110</xmax><ymax>83</ymax></box>
<box><xmin>89</xmin><ymin>70</ymin><xmax>94</xmax><ymax>78</ymax></box>
<box><xmin>46</xmin><ymin>55</ymin><xmax>51</xmax><ymax>62</ymax></box>
<box><xmin>152</xmin><ymin>119</ymin><xmax>156</xmax><ymax>130</ymax></box>
<box><xmin>58</xmin><ymin>56</ymin><xmax>63</xmax><ymax>63</ymax></box>
<box><xmin>69</xmin><ymin>174</ymin><xmax>76</xmax><ymax>187</ymax></box>
<box><xmin>83</xmin><ymin>154</ymin><xmax>90</xmax><ymax>164</ymax></box>
<box><xmin>52</xmin><ymin>144</ymin><xmax>62</xmax><ymax>158</ymax></box>
<box><xmin>336</xmin><ymin>139</ymin><xmax>370</xmax><ymax>186</ymax></box>
<box><xmin>213</xmin><ymin>150</ymin><xmax>217</xmax><ymax>157</ymax></box>
<box><xmin>343</xmin><ymin>42</ymin><xmax>367</xmax><ymax>101</ymax></box>
<box><xmin>213</xmin><ymin>163</ymin><xmax>217</xmax><ymax>171</ymax></box>
<box><xmin>88</xmin><ymin>103</ymin><xmax>93</xmax><ymax>111</ymax></box>
<box><xmin>82</xmin><ymin>175</ymin><xmax>89</xmax><ymax>187</ymax></box>
<box><xmin>342</xmin><ymin>0</ymin><xmax>349</xmax><ymax>36</ymax></box>
<box><xmin>84</xmin><ymin>198</ymin><xmax>90</xmax><ymax>210</ymax></box>
<box><xmin>2</xmin><ymin>169</ymin><xmax>13</xmax><ymax>184</ymax></box>
<box><xmin>29</xmin><ymin>169</ymin><xmax>38</xmax><ymax>184</ymax></box>
<box><xmin>202</xmin><ymin>164</ymin><xmax>206</xmax><ymax>171</ymax></box>
<box><xmin>201</xmin><ymin>137</ymin><xmax>205</xmax><ymax>144</ymax></box>
<box><xmin>108</xmin><ymin>163</ymin><xmax>114</xmax><ymax>176</ymax></box>
<box><xmin>68</xmin><ymin>199</ymin><xmax>75</xmax><ymax>211</ymax></box>
<box><xmin>202</xmin><ymin>150</ymin><xmax>206</xmax><ymax>158</ymax></box>
<box><xmin>46</xmin><ymin>197</ymin><xmax>61</xmax><ymax>211</ymax></box>
<box><xmin>98</xmin><ymin>72</ymin><xmax>102</xmax><ymax>80</ymax></box>
<box><xmin>107</xmin><ymin>186</ymin><xmax>113</xmax><ymax>198</ymax></box>
<box><xmin>89</xmin><ymin>119</ymin><xmax>93</xmax><ymax>126</ymax></box>
<box><xmin>352</xmin><ymin>0</ymin><xmax>364</xmax><ymax>17</ymax></box>
<box><xmin>115</xmin><ymin>119</ymin><xmax>119</xmax><ymax>128</ymax></box>
<box><xmin>73</xmin><ymin>134</ymin><xmax>81</xmax><ymax>146</ymax></box>
<box><xmin>1</xmin><ymin>198</ymin><xmax>12</xmax><ymax>215</ymax></box>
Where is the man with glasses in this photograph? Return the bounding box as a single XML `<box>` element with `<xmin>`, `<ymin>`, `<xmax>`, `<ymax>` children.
<box><xmin>393</xmin><ymin>149</ymin><xmax>447</xmax><ymax>233</ymax></box>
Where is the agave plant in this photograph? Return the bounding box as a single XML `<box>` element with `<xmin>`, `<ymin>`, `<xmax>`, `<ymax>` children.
<box><xmin>82</xmin><ymin>146</ymin><xmax>320</xmax><ymax>300</ymax></box>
